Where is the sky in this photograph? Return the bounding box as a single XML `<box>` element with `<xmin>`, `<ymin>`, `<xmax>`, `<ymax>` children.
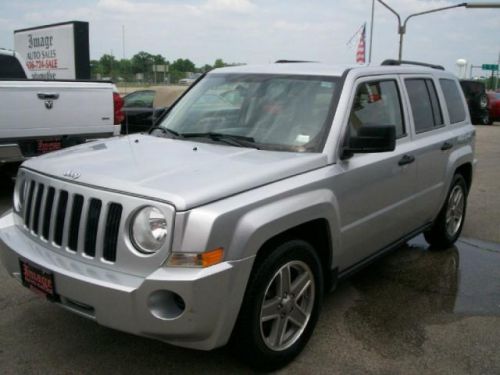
<box><xmin>0</xmin><ymin>0</ymin><xmax>499</xmax><ymax>75</ymax></box>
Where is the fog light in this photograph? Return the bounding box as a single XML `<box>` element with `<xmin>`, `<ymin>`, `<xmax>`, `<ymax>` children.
<box><xmin>148</xmin><ymin>290</ymin><xmax>185</xmax><ymax>320</ymax></box>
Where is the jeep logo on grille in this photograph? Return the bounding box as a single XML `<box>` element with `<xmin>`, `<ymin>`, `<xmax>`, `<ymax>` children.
<box><xmin>63</xmin><ymin>170</ymin><xmax>81</xmax><ymax>180</ymax></box>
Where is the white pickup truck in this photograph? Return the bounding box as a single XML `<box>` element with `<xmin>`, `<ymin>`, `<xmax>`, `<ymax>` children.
<box><xmin>0</xmin><ymin>49</ymin><xmax>122</xmax><ymax>166</ymax></box>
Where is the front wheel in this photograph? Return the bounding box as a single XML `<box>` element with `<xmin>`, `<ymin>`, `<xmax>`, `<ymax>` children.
<box><xmin>231</xmin><ymin>240</ymin><xmax>323</xmax><ymax>371</ymax></box>
<box><xmin>424</xmin><ymin>174</ymin><xmax>468</xmax><ymax>248</ymax></box>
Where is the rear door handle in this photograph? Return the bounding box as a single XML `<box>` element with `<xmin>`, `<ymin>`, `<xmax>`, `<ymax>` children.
<box><xmin>37</xmin><ymin>93</ymin><xmax>59</xmax><ymax>100</ymax></box>
<box><xmin>441</xmin><ymin>141</ymin><xmax>453</xmax><ymax>151</ymax></box>
<box><xmin>398</xmin><ymin>154</ymin><xmax>415</xmax><ymax>166</ymax></box>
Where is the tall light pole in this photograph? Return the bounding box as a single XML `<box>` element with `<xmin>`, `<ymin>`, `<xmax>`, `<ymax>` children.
<box><xmin>368</xmin><ymin>0</ymin><xmax>375</xmax><ymax>64</ymax></box>
<box><xmin>376</xmin><ymin>1</ymin><xmax>500</xmax><ymax>62</ymax></box>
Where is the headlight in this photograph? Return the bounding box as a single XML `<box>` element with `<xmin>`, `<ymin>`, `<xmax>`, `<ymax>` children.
<box><xmin>130</xmin><ymin>206</ymin><xmax>168</xmax><ymax>254</ymax></box>
<box><xmin>13</xmin><ymin>178</ymin><xmax>28</xmax><ymax>213</ymax></box>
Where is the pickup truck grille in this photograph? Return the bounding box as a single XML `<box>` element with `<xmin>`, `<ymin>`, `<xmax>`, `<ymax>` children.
<box><xmin>22</xmin><ymin>179</ymin><xmax>122</xmax><ymax>263</ymax></box>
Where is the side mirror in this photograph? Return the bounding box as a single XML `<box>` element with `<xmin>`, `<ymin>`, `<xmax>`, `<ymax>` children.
<box><xmin>342</xmin><ymin>125</ymin><xmax>396</xmax><ymax>158</ymax></box>
<box><xmin>152</xmin><ymin>106</ymin><xmax>171</xmax><ymax>126</ymax></box>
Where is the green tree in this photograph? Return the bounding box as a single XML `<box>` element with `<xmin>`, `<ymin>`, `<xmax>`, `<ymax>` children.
<box><xmin>99</xmin><ymin>54</ymin><xmax>117</xmax><ymax>76</ymax></box>
<box><xmin>118</xmin><ymin>59</ymin><xmax>133</xmax><ymax>80</ymax></box>
<box><xmin>153</xmin><ymin>54</ymin><xmax>167</xmax><ymax>65</ymax></box>
<box><xmin>199</xmin><ymin>64</ymin><xmax>213</xmax><ymax>73</ymax></box>
<box><xmin>171</xmin><ymin>58</ymin><xmax>195</xmax><ymax>73</ymax></box>
<box><xmin>213</xmin><ymin>58</ymin><xmax>226</xmax><ymax>69</ymax></box>
<box><xmin>131</xmin><ymin>51</ymin><xmax>155</xmax><ymax>74</ymax></box>
<box><xmin>90</xmin><ymin>59</ymin><xmax>101</xmax><ymax>78</ymax></box>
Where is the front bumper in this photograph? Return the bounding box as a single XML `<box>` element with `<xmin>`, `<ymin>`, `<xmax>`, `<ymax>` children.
<box><xmin>0</xmin><ymin>211</ymin><xmax>254</xmax><ymax>350</ymax></box>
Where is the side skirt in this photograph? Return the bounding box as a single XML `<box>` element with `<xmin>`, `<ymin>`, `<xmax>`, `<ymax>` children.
<box><xmin>328</xmin><ymin>223</ymin><xmax>432</xmax><ymax>290</ymax></box>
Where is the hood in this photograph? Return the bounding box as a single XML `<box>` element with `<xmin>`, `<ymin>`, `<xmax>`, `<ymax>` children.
<box><xmin>23</xmin><ymin>135</ymin><xmax>328</xmax><ymax>211</ymax></box>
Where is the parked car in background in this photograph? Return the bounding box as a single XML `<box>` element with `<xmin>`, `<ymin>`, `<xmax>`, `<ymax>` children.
<box><xmin>178</xmin><ymin>78</ymin><xmax>196</xmax><ymax>86</ymax></box>
<box><xmin>487</xmin><ymin>91</ymin><xmax>500</xmax><ymax>123</ymax></box>
<box><xmin>0</xmin><ymin>49</ymin><xmax>123</xmax><ymax>170</ymax></box>
<box><xmin>460</xmin><ymin>80</ymin><xmax>490</xmax><ymax>125</ymax></box>
<box><xmin>122</xmin><ymin>86</ymin><xmax>186</xmax><ymax>134</ymax></box>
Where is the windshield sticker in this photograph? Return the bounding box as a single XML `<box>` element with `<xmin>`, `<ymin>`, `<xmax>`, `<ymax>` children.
<box><xmin>296</xmin><ymin>134</ymin><xmax>310</xmax><ymax>144</ymax></box>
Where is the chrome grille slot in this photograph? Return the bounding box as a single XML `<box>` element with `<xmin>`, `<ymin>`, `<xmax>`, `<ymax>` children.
<box><xmin>24</xmin><ymin>180</ymin><xmax>35</xmax><ymax>229</ymax></box>
<box><xmin>84</xmin><ymin>198</ymin><xmax>102</xmax><ymax>257</ymax></box>
<box><xmin>54</xmin><ymin>191</ymin><xmax>68</xmax><ymax>246</ymax></box>
<box><xmin>103</xmin><ymin>203</ymin><xmax>123</xmax><ymax>262</ymax></box>
<box><xmin>68</xmin><ymin>194</ymin><xmax>84</xmax><ymax>251</ymax></box>
<box><xmin>32</xmin><ymin>183</ymin><xmax>44</xmax><ymax>235</ymax></box>
<box><xmin>42</xmin><ymin>187</ymin><xmax>55</xmax><ymax>240</ymax></box>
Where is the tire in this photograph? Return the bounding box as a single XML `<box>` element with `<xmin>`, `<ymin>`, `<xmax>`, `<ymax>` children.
<box><xmin>424</xmin><ymin>174</ymin><xmax>468</xmax><ymax>249</ymax></box>
<box><xmin>231</xmin><ymin>239</ymin><xmax>323</xmax><ymax>371</ymax></box>
<box><xmin>480</xmin><ymin>112</ymin><xmax>491</xmax><ymax>125</ymax></box>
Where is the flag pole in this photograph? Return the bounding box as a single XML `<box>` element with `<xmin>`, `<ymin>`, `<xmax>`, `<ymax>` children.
<box><xmin>368</xmin><ymin>0</ymin><xmax>375</xmax><ymax>64</ymax></box>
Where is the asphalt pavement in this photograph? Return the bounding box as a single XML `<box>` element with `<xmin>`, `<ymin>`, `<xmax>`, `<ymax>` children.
<box><xmin>1</xmin><ymin>125</ymin><xmax>499</xmax><ymax>374</ymax></box>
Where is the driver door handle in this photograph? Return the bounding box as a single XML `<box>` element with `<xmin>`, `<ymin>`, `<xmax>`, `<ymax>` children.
<box><xmin>441</xmin><ymin>141</ymin><xmax>453</xmax><ymax>151</ymax></box>
<box><xmin>398</xmin><ymin>154</ymin><xmax>415</xmax><ymax>166</ymax></box>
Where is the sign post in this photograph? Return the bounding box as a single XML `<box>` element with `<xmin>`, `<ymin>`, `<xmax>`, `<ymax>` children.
<box><xmin>14</xmin><ymin>21</ymin><xmax>90</xmax><ymax>80</ymax></box>
<box><xmin>482</xmin><ymin>64</ymin><xmax>499</xmax><ymax>90</ymax></box>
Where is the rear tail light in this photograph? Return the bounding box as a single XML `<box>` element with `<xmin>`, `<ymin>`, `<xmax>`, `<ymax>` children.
<box><xmin>113</xmin><ymin>92</ymin><xmax>124</xmax><ymax>125</ymax></box>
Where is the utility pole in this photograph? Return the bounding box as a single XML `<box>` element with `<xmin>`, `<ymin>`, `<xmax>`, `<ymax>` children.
<box><xmin>496</xmin><ymin>51</ymin><xmax>500</xmax><ymax>90</ymax></box>
<box><xmin>368</xmin><ymin>0</ymin><xmax>375</xmax><ymax>64</ymax></box>
<box><xmin>122</xmin><ymin>25</ymin><xmax>125</xmax><ymax>60</ymax></box>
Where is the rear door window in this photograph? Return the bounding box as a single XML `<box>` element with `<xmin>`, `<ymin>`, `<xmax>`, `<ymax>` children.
<box><xmin>405</xmin><ymin>78</ymin><xmax>443</xmax><ymax>133</ymax></box>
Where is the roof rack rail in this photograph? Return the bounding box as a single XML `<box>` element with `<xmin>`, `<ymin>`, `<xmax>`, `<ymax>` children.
<box><xmin>381</xmin><ymin>59</ymin><xmax>445</xmax><ymax>70</ymax></box>
<box><xmin>275</xmin><ymin>60</ymin><xmax>317</xmax><ymax>64</ymax></box>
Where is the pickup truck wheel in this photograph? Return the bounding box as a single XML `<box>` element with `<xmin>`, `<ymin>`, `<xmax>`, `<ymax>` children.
<box><xmin>424</xmin><ymin>174</ymin><xmax>467</xmax><ymax>249</ymax></box>
<box><xmin>231</xmin><ymin>239</ymin><xmax>323</xmax><ymax>371</ymax></box>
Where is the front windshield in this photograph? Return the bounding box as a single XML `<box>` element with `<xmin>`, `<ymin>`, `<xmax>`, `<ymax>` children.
<box><xmin>158</xmin><ymin>73</ymin><xmax>339</xmax><ymax>152</ymax></box>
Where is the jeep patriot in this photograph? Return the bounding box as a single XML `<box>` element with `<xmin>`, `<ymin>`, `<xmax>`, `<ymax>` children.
<box><xmin>0</xmin><ymin>61</ymin><xmax>475</xmax><ymax>370</ymax></box>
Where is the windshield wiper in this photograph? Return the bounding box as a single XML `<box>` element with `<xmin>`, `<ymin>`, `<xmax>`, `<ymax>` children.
<box><xmin>180</xmin><ymin>132</ymin><xmax>260</xmax><ymax>149</ymax></box>
<box><xmin>149</xmin><ymin>126</ymin><xmax>181</xmax><ymax>138</ymax></box>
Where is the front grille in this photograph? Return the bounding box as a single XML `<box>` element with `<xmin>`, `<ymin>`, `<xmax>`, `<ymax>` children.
<box><xmin>22</xmin><ymin>180</ymin><xmax>123</xmax><ymax>263</ymax></box>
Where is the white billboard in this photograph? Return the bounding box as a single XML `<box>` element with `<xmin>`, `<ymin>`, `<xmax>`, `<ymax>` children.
<box><xmin>14</xmin><ymin>21</ymin><xmax>90</xmax><ymax>80</ymax></box>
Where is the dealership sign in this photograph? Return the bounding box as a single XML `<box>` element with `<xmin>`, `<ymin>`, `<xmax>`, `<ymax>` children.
<box><xmin>14</xmin><ymin>21</ymin><xmax>90</xmax><ymax>80</ymax></box>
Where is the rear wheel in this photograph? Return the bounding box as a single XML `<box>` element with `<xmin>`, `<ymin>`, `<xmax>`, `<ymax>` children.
<box><xmin>231</xmin><ymin>239</ymin><xmax>323</xmax><ymax>371</ymax></box>
<box><xmin>424</xmin><ymin>174</ymin><xmax>467</xmax><ymax>248</ymax></box>
<box><xmin>480</xmin><ymin>112</ymin><xmax>491</xmax><ymax>125</ymax></box>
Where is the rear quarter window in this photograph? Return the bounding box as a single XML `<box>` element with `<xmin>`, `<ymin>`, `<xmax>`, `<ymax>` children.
<box><xmin>440</xmin><ymin>79</ymin><xmax>466</xmax><ymax>123</ymax></box>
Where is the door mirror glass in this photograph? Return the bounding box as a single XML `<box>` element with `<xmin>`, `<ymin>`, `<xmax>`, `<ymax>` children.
<box><xmin>343</xmin><ymin>124</ymin><xmax>396</xmax><ymax>157</ymax></box>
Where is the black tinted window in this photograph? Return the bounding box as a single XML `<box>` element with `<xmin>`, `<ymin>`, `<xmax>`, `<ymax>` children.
<box><xmin>405</xmin><ymin>78</ymin><xmax>443</xmax><ymax>133</ymax></box>
<box><xmin>0</xmin><ymin>54</ymin><xmax>27</xmax><ymax>79</ymax></box>
<box><xmin>124</xmin><ymin>90</ymin><xmax>155</xmax><ymax>108</ymax></box>
<box><xmin>440</xmin><ymin>79</ymin><xmax>466</xmax><ymax>123</ymax></box>
<box><xmin>349</xmin><ymin>80</ymin><xmax>405</xmax><ymax>138</ymax></box>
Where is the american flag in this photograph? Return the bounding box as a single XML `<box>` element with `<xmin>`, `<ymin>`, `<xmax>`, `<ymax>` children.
<box><xmin>356</xmin><ymin>23</ymin><xmax>366</xmax><ymax>64</ymax></box>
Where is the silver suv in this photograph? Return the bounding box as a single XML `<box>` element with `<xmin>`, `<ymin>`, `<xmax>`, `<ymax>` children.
<box><xmin>0</xmin><ymin>61</ymin><xmax>475</xmax><ymax>370</ymax></box>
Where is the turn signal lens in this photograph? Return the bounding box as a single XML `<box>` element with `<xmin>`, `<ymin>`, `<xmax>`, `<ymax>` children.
<box><xmin>167</xmin><ymin>248</ymin><xmax>224</xmax><ymax>268</ymax></box>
